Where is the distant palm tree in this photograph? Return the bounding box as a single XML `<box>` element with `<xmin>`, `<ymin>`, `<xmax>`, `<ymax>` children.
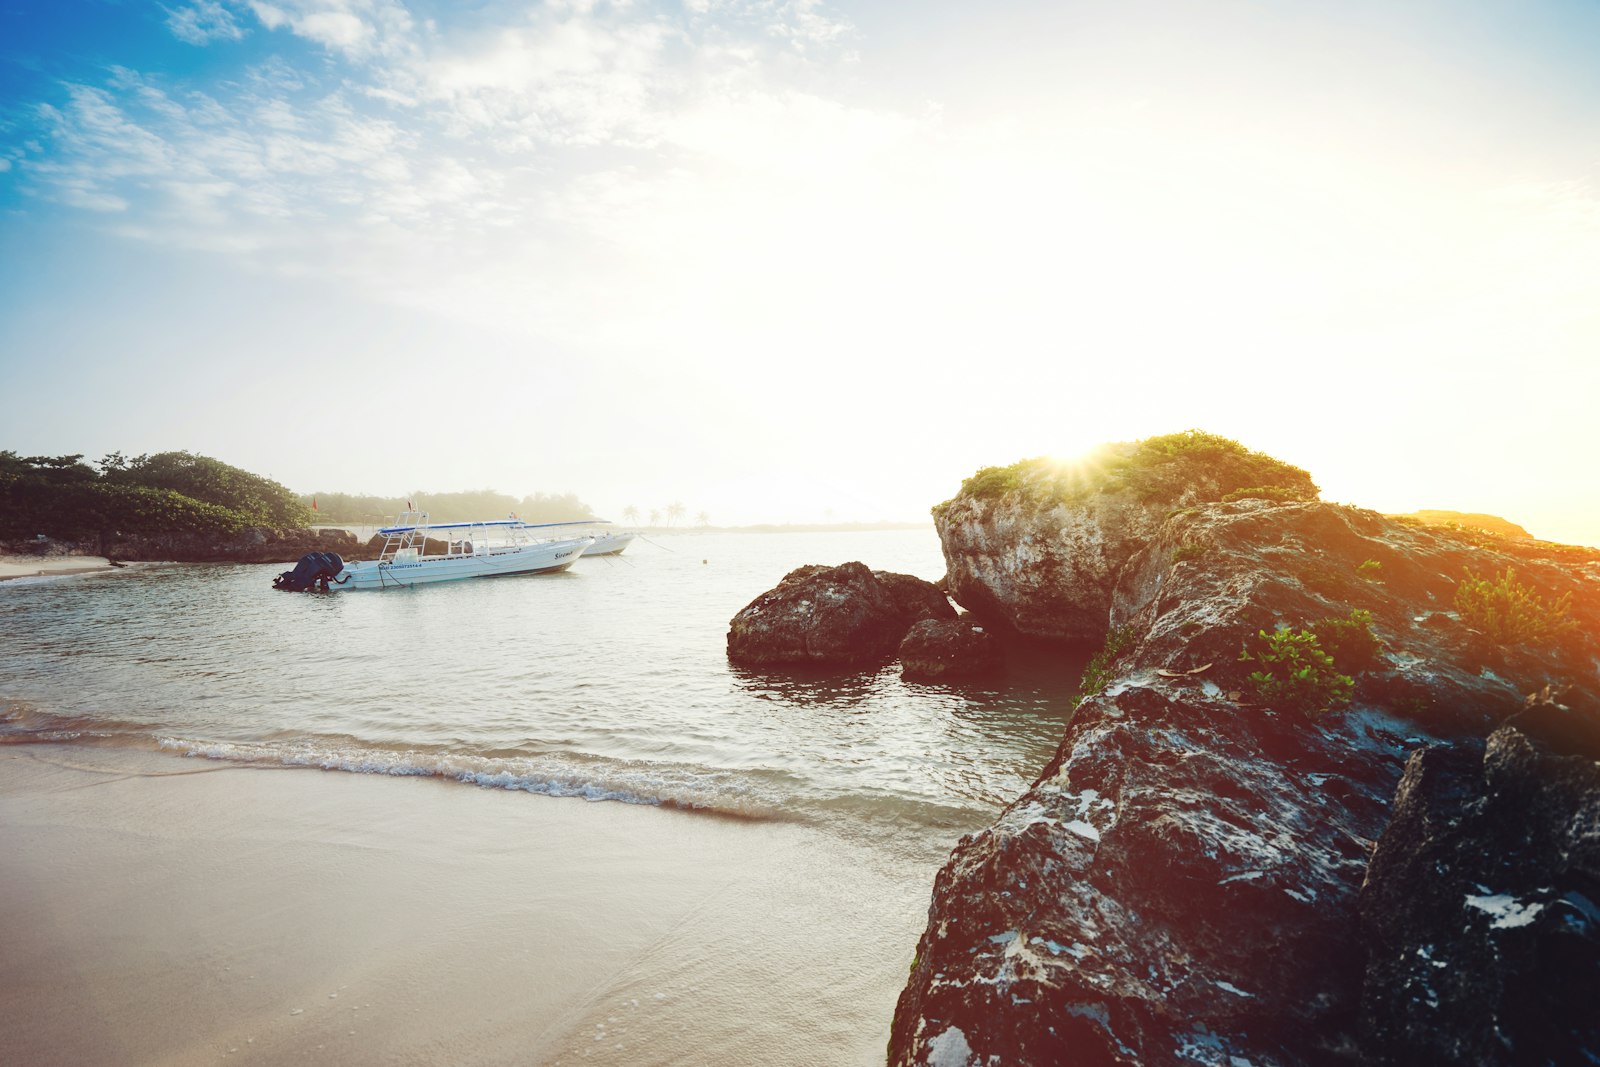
<box><xmin>695</xmin><ymin>511</ymin><xmax>710</xmax><ymax>527</ymax></box>
<box><xmin>666</xmin><ymin>501</ymin><xmax>686</xmax><ymax>527</ymax></box>
<box><xmin>649</xmin><ymin>508</ymin><xmax>661</xmax><ymax>527</ymax></box>
<box><xmin>622</xmin><ymin>505</ymin><xmax>639</xmax><ymax>525</ymax></box>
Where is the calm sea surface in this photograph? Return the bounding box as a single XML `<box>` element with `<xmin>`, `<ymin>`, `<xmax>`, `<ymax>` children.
<box><xmin>0</xmin><ymin>529</ymin><xmax>1083</xmax><ymax>855</ymax></box>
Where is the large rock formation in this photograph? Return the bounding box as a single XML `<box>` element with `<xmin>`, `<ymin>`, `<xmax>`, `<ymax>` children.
<box><xmin>892</xmin><ymin>487</ymin><xmax>1600</xmax><ymax>1065</ymax></box>
<box><xmin>726</xmin><ymin>562</ymin><xmax>954</xmax><ymax>668</ymax></box>
<box><xmin>934</xmin><ymin>433</ymin><xmax>1318</xmax><ymax>641</ymax></box>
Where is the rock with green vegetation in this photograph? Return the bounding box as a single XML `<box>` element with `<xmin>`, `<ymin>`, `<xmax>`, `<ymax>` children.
<box><xmin>933</xmin><ymin>431</ymin><xmax>1318</xmax><ymax>640</ymax></box>
<box><xmin>893</xmin><ymin>451</ymin><xmax>1600</xmax><ymax>1067</ymax></box>
<box><xmin>1390</xmin><ymin>510</ymin><xmax>1534</xmax><ymax>539</ymax></box>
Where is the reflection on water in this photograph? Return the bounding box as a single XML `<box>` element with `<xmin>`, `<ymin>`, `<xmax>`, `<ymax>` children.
<box><xmin>0</xmin><ymin>531</ymin><xmax>1088</xmax><ymax>847</ymax></box>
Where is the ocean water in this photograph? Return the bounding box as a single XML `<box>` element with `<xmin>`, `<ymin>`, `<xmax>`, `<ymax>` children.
<box><xmin>0</xmin><ymin>529</ymin><xmax>1083</xmax><ymax>855</ymax></box>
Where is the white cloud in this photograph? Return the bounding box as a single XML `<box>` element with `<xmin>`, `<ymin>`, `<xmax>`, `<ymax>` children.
<box><xmin>164</xmin><ymin>0</ymin><xmax>248</xmax><ymax>45</ymax></box>
<box><xmin>58</xmin><ymin>181</ymin><xmax>130</xmax><ymax>212</ymax></box>
<box><xmin>295</xmin><ymin>11</ymin><xmax>373</xmax><ymax>54</ymax></box>
<box><xmin>244</xmin><ymin>0</ymin><xmax>418</xmax><ymax>61</ymax></box>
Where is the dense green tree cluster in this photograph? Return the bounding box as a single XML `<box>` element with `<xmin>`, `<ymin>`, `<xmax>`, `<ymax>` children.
<box><xmin>300</xmin><ymin>489</ymin><xmax>595</xmax><ymax>525</ymax></box>
<box><xmin>0</xmin><ymin>451</ymin><xmax>309</xmax><ymax>540</ymax></box>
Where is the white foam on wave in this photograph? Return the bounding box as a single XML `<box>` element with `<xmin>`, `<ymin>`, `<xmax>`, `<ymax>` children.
<box><xmin>157</xmin><ymin>736</ymin><xmax>794</xmax><ymax>820</ymax></box>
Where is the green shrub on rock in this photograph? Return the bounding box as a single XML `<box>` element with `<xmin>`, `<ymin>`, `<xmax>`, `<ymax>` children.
<box><xmin>1239</xmin><ymin>627</ymin><xmax>1354</xmax><ymax>718</ymax></box>
<box><xmin>936</xmin><ymin>430</ymin><xmax>1318</xmax><ymax>513</ymax></box>
<box><xmin>1454</xmin><ymin>567</ymin><xmax>1576</xmax><ymax>645</ymax></box>
<box><xmin>1075</xmin><ymin>624</ymin><xmax>1138</xmax><ymax>708</ymax></box>
<box><xmin>1310</xmin><ymin>609</ymin><xmax>1384</xmax><ymax>675</ymax></box>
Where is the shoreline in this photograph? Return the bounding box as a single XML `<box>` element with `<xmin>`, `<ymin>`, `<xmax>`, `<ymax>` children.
<box><xmin>0</xmin><ymin>743</ymin><xmax>941</xmax><ymax>1066</ymax></box>
<box><xmin>0</xmin><ymin>554</ymin><xmax>115</xmax><ymax>581</ymax></box>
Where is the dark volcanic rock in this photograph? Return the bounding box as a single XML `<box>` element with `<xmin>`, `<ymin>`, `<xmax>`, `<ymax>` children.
<box><xmin>899</xmin><ymin>618</ymin><xmax>1004</xmax><ymax>680</ymax></box>
<box><xmin>1357</xmin><ymin>692</ymin><xmax>1600</xmax><ymax>1065</ymax></box>
<box><xmin>890</xmin><ymin>685</ymin><xmax>1415</xmax><ymax>1067</ymax></box>
<box><xmin>891</xmin><ymin>499</ymin><xmax>1600</xmax><ymax>1066</ymax></box>
<box><xmin>726</xmin><ymin>562</ymin><xmax>953</xmax><ymax>668</ymax></box>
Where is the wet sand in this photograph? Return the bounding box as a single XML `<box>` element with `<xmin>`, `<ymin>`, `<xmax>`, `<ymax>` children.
<box><xmin>0</xmin><ymin>554</ymin><xmax>114</xmax><ymax>581</ymax></box>
<box><xmin>0</xmin><ymin>745</ymin><xmax>941</xmax><ymax>1066</ymax></box>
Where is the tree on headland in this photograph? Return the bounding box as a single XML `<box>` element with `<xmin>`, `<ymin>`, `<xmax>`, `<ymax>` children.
<box><xmin>103</xmin><ymin>451</ymin><xmax>307</xmax><ymax>528</ymax></box>
<box><xmin>0</xmin><ymin>450</ymin><xmax>308</xmax><ymax>540</ymax></box>
<box><xmin>297</xmin><ymin>489</ymin><xmax>595</xmax><ymax>525</ymax></box>
<box><xmin>666</xmin><ymin>501</ymin><xmax>686</xmax><ymax>527</ymax></box>
<box><xmin>622</xmin><ymin>505</ymin><xmax>639</xmax><ymax>525</ymax></box>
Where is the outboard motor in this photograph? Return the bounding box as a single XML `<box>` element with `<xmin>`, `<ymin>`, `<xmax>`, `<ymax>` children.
<box><xmin>272</xmin><ymin>551</ymin><xmax>346</xmax><ymax>592</ymax></box>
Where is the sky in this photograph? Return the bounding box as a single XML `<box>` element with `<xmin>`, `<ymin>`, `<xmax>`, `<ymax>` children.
<box><xmin>2</xmin><ymin>0</ymin><xmax>1598</xmax><ymax>540</ymax></box>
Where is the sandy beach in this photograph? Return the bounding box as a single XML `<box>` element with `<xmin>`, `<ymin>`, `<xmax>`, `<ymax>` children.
<box><xmin>0</xmin><ymin>554</ymin><xmax>115</xmax><ymax>581</ymax></box>
<box><xmin>0</xmin><ymin>744</ymin><xmax>940</xmax><ymax>1066</ymax></box>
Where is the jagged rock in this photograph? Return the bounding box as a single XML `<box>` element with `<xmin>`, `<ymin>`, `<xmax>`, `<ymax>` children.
<box><xmin>891</xmin><ymin>496</ymin><xmax>1600</xmax><ymax>1066</ymax></box>
<box><xmin>1357</xmin><ymin>692</ymin><xmax>1600</xmax><ymax>1065</ymax></box>
<box><xmin>935</xmin><ymin>486</ymin><xmax>1162</xmax><ymax>642</ymax></box>
<box><xmin>726</xmin><ymin>561</ymin><xmax>953</xmax><ymax>668</ymax></box>
<box><xmin>934</xmin><ymin>435</ymin><xmax>1318</xmax><ymax>641</ymax></box>
<box><xmin>899</xmin><ymin>618</ymin><xmax>1004</xmax><ymax>680</ymax></box>
<box><xmin>878</xmin><ymin>570</ymin><xmax>960</xmax><ymax>626</ymax></box>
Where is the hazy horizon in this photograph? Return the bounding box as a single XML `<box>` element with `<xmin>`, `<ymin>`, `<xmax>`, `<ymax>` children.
<box><xmin>4</xmin><ymin>1</ymin><xmax>1598</xmax><ymax>542</ymax></box>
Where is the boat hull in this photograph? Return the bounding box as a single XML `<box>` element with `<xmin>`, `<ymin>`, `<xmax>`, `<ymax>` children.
<box><xmin>332</xmin><ymin>538</ymin><xmax>591</xmax><ymax>591</ymax></box>
<box><xmin>582</xmin><ymin>532</ymin><xmax>636</xmax><ymax>557</ymax></box>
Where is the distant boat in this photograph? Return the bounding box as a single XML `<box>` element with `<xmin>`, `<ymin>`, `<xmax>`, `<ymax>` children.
<box><xmin>513</xmin><ymin>519</ymin><xmax>637</xmax><ymax>557</ymax></box>
<box><xmin>272</xmin><ymin>511</ymin><xmax>592</xmax><ymax>592</ymax></box>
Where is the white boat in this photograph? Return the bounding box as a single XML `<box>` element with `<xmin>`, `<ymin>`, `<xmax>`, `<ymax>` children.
<box><xmin>511</xmin><ymin>519</ymin><xmax>637</xmax><ymax>557</ymax></box>
<box><xmin>272</xmin><ymin>511</ymin><xmax>592</xmax><ymax>592</ymax></box>
<box><xmin>583</xmin><ymin>530</ymin><xmax>636</xmax><ymax>556</ymax></box>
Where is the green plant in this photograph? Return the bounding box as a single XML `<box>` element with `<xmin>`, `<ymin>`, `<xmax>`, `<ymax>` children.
<box><xmin>955</xmin><ymin>464</ymin><xmax>1026</xmax><ymax>500</ymax></box>
<box><xmin>935</xmin><ymin>430</ymin><xmax>1319</xmax><ymax>513</ymax></box>
<box><xmin>1075</xmin><ymin>624</ymin><xmax>1138</xmax><ymax>708</ymax></box>
<box><xmin>1453</xmin><ymin>567</ymin><xmax>1576</xmax><ymax>645</ymax></box>
<box><xmin>1310</xmin><ymin>609</ymin><xmax>1383</xmax><ymax>674</ymax></box>
<box><xmin>1356</xmin><ymin>559</ymin><xmax>1383</xmax><ymax>579</ymax></box>
<box><xmin>1239</xmin><ymin>627</ymin><xmax>1354</xmax><ymax>717</ymax></box>
<box><xmin>1113</xmin><ymin>431</ymin><xmax>1318</xmax><ymax>505</ymax></box>
<box><xmin>1172</xmin><ymin>541</ymin><xmax>1207</xmax><ymax>563</ymax></box>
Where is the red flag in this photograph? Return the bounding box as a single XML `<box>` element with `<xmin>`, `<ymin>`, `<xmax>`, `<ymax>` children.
<box><xmin>312</xmin><ymin>497</ymin><xmax>318</xmax><ymax>511</ymax></box>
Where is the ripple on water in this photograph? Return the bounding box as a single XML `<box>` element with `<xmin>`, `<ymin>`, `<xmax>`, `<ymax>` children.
<box><xmin>0</xmin><ymin>531</ymin><xmax>1086</xmax><ymax>846</ymax></box>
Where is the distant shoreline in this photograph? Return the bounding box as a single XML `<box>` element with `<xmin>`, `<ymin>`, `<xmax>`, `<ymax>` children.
<box><xmin>0</xmin><ymin>554</ymin><xmax>115</xmax><ymax>582</ymax></box>
<box><xmin>625</xmin><ymin>522</ymin><xmax>935</xmax><ymax>535</ymax></box>
<box><xmin>308</xmin><ymin>522</ymin><xmax>938</xmax><ymax>537</ymax></box>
